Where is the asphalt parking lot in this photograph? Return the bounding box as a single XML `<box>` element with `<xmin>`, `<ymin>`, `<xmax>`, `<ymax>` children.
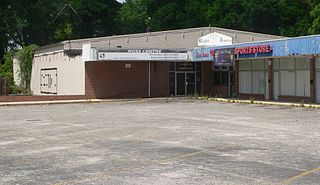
<box><xmin>0</xmin><ymin>98</ymin><xmax>319</xmax><ymax>185</ymax></box>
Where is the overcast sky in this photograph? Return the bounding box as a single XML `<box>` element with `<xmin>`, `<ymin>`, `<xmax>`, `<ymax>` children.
<box><xmin>117</xmin><ymin>0</ymin><xmax>126</xmax><ymax>3</ymax></box>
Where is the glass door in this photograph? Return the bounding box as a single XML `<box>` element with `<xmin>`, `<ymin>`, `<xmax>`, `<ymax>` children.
<box><xmin>176</xmin><ymin>72</ymin><xmax>196</xmax><ymax>96</ymax></box>
<box><xmin>186</xmin><ymin>73</ymin><xmax>196</xmax><ymax>95</ymax></box>
<box><xmin>176</xmin><ymin>73</ymin><xmax>186</xmax><ymax>96</ymax></box>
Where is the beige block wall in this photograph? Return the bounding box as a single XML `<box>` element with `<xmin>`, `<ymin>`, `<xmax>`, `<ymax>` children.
<box><xmin>31</xmin><ymin>52</ymin><xmax>85</xmax><ymax>95</ymax></box>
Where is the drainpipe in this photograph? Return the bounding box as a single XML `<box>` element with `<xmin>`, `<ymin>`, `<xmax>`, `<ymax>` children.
<box><xmin>148</xmin><ymin>61</ymin><xmax>151</xmax><ymax>97</ymax></box>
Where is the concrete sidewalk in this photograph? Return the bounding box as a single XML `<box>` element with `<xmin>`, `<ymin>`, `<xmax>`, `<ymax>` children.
<box><xmin>0</xmin><ymin>98</ymin><xmax>144</xmax><ymax>106</ymax></box>
<box><xmin>202</xmin><ymin>97</ymin><xmax>320</xmax><ymax>109</ymax></box>
<box><xmin>1</xmin><ymin>96</ymin><xmax>320</xmax><ymax>108</ymax></box>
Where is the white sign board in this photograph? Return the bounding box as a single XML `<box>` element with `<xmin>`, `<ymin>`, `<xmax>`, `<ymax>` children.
<box><xmin>82</xmin><ymin>43</ymin><xmax>91</xmax><ymax>62</ymax></box>
<box><xmin>197</xmin><ymin>32</ymin><xmax>232</xmax><ymax>47</ymax></box>
<box><xmin>98</xmin><ymin>49</ymin><xmax>188</xmax><ymax>61</ymax></box>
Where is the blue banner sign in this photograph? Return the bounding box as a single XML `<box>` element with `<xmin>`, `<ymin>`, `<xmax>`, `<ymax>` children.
<box><xmin>214</xmin><ymin>48</ymin><xmax>234</xmax><ymax>66</ymax></box>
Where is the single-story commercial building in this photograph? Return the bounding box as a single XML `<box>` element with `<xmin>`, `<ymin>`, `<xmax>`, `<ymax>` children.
<box><xmin>192</xmin><ymin>35</ymin><xmax>320</xmax><ymax>103</ymax></box>
<box><xmin>30</xmin><ymin>26</ymin><xmax>283</xmax><ymax>99</ymax></box>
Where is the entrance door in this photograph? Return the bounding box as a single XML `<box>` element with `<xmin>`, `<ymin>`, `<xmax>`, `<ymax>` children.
<box><xmin>186</xmin><ymin>73</ymin><xmax>196</xmax><ymax>95</ymax></box>
<box><xmin>176</xmin><ymin>73</ymin><xmax>186</xmax><ymax>96</ymax></box>
<box><xmin>176</xmin><ymin>72</ymin><xmax>196</xmax><ymax>96</ymax></box>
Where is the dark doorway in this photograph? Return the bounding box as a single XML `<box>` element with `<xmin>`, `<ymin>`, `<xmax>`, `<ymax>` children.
<box><xmin>176</xmin><ymin>72</ymin><xmax>196</xmax><ymax>96</ymax></box>
<box><xmin>177</xmin><ymin>73</ymin><xmax>186</xmax><ymax>96</ymax></box>
<box><xmin>186</xmin><ymin>73</ymin><xmax>196</xmax><ymax>95</ymax></box>
<box><xmin>169</xmin><ymin>62</ymin><xmax>202</xmax><ymax>96</ymax></box>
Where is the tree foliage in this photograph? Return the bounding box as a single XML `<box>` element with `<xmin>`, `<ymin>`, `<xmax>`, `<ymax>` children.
<box><xmin>1</xmin><ymin>0</ymin><xmax>320</xmax><ymax>62</ymax></box>
<box><xmin>0</xmin><ymin>51</ymin><xmax>14</xmax><ymax>87</ymax></box>
<box><xmin>16</xmin><ymin>45</ymin><xmax>38</xmax><ymax>89</ymax></box>
<box><xmin>2</xmin><ymin>0</ymin><xmax>320</xmax><ymax>94</ymax></box>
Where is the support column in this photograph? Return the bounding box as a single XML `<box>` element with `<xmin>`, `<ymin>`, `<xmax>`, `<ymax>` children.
<box><xmin>202</xmin><ymin>62</ymin><xmax>212</xmax><ymax>96</ymax></box>
<box><xmin>148</xmin><ymin>61</ymin><xmax>151</xmax><ymax>97</ymax></box>
<box><xmin>235</xmin><ymin>60</ymin><xmax>239</xmax><ymax>97</ymax></box>
<box><xmin>310</xmin><ymin>56</ymin><xmax>316</xmax><ymax>103</ymax></box>
<box><xmin>268</xmin><ymin>58</ymin><xmax>273</xmax><ymax>101</ymax></box>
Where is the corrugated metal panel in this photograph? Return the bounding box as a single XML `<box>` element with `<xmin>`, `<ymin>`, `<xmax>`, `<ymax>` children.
<box><xmin>233</xmin><ymin>35</ymin><xmax>320</xmax><ymax>57</ymax></box>
<box><xmin>190</xmin><ymin>35</ymin><xmax>320</xmax><ymax>60</ymax></box>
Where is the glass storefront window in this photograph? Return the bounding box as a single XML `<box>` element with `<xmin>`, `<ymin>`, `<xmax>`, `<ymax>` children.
<box><xmin>280</xmin><ymin>71</ymin><xmax>295</xmax><ymax>96</ymax></box>
<box><xmin>176</xmin><ymin>62</ymin><xmax>195</xmax><ymax>71</ymax></box>
<box><xmin>275</xmin><ymin>57</ymin><xmax>310</xmax><ymax>97</ymax></box>
<box><xmin>239</xmin><ymin>71</ymin><xmax>252</xmax><ymax>93</ymax></box>
<box><xmin>239</xmin><ymin>60</ymin><xmax>251</xmax><ymax>70</ymax></box>
<box><xmin>213</xmin><ymin>71</ymin><xmax>229</xmax><ymax>85</ymax></box>
<box><xmin>273</xmin><ymin>59</ymin><xmax>280</xmax><ymax>70</ymax></box>
<box><xmin>239</xmin><ymin>60</ymin><xmax>267</xmax><ymax>95</ymax></box>
<box><xmin>316</xmin><ymin>58</ymin><xmax>320</xmax><ymax>70</ymax></box>
<box><xmin>169</xmin><ymin>62</ymin><xmax>175</xmax><ymax>71</ymax></box>
<box><xmin>196</xmin><ymin>62</ymin><xmax>202</xmax><ymax>71</ymax></box>
<box><xmin>252</xmin><ymin>59</ymin><xmax>266</xmax><ymax>70</ymax></box>
<box><xmin>279</xmin><ymin>58</ymin><xmax>294</xmax><ymax>70</ymax></box>
<box><xmin>295</xmin><ymin>58</ymin><xmax>310</xmax><ymax>70</ymax></box>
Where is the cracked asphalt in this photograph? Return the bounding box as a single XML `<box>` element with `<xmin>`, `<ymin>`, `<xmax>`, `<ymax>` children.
<box><xmin>0</xmin><ymin>98</ymin><xmax>319</xmax><ymax>185</ymax></box>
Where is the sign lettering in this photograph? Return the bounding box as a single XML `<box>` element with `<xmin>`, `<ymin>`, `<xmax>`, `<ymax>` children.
<box><xmin>235</xmin><ymin>45</ymin><xmax>272</xmax><ymax>55</ymax></box>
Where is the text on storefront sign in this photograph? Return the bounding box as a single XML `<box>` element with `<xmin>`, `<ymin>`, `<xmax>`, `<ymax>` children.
<box><xmin>235</xmin><ymin>45</ymin><xmax>272</xmax><ymax>55</ymax></box>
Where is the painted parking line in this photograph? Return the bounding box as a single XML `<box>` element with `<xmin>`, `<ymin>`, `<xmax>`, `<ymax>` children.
<box><xmin>54</xmin><ymin>145</ymin><xmax>240</xmax><ymax>185</ymax></box>
<box><xmin>281</xmin><ymin>167</ymin><xmax>320</xmax><ymax>184</ymax></box>
<box><xmin>53</xmin><ymin>149</ymin><xmax>205</xmax><ymax>185</ymax></box>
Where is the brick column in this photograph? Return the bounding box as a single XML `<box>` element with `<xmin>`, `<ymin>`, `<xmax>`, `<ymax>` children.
<box><xmin>268</xmin><ymin>58</ymin><xmax>273</xmax><ymax>101</ymax></box>
<box><xmin>235</xmin><ymin>60</ymin><xmax>239</xmax><ymax>97</ymax></box>
<box><xmin>310</xmin><ymin>56</ymin><xmax>316</xmax><ymax>103</ymax></box>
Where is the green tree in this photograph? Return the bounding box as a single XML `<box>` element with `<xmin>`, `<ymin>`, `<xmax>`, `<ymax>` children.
<box><xmin>69</xmin><ymin>0</ymin><xmax>122</xmax><ymax>38</ymax></box>
<box><xmin>277</xmin><ymin>0</ymin><xmax>311</xmax><ymax>36</ymax></box>
<box><xmin>309</xmin><ymin>3</ymin><xmax>320</xmax><ymax>34</ymax></box>
<box><xmin>118</xmin><ymin>0</ymin><xmax>152</xmax><ymax>34</ymax></box>
<box><xmin>16</xmin><ymin>45</ymin><xmax>38</xmax><ymax>89</ymax></box>
<box><xmin>205</xmin><ymin>0</ymin><xmax>244</xmax><ymax>30</ymax></box>
<box><xmin>0</xmin><ymin>51</ymin><xmax>14</xmax><ymax>87</ymax></box>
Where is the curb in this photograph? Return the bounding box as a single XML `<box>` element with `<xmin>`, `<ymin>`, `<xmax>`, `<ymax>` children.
<box><xmin>0</xmin><ymin>98</ymin><xmax>144</xmax><ymax>107</ymax></box>
<box><xmin>1</xmin><ymin>97</ymin><xmax>319</xmax><ymax>109</ymax></box>
<box><xmin>199</xmin><ymin>97</ymin><xmax>320</xmax><ymax>109</ymax></box>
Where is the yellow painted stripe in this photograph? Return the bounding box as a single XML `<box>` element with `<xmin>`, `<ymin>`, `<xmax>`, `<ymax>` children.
<box><xmin>282</xmin><ymin>167</ymin><xmax>320</xmax><ymax>184</ymax></box>
<box><xmin>53</xmin><ymin>150</ymin><xmax>205</xmax><ymax>185</ymax></box>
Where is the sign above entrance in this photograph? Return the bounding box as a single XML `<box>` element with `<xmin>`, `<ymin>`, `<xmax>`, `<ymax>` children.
<box><xmin>235</xmin><ymin>45</ymin><xmax>272</xmax><ymax>55</ymax></box>
<box><xmin>191</xmin><ymin>47</ymin><xmax>215</xmax><ymax>61</ymax></box>
<box><xmin>235</xmin><ymin>44</ymin><xmax>273</xmax><ymax>59</ymax></box>
<box><xmin>197</xmin><ymin>32</ymin><xmax>233</xmax><ymax>47</ymax></box>
<box><xmin>97</xmin><ymin>48</ymin><xmax>189</xmax><ymax>61</ymax></box>
<box><xmin>214</xmin><ymin>48</ymin><xmax>235</xmax><ymax>66</ymax></box>
<box><xmin>176</xmin><ymin>62</ymin><xmax>196</xmax><ymax>71</ymax></box>
<box><xmin>190</xmin><ymin>47</ymin><xmax>234</xmax><ymax>65</ymax></box>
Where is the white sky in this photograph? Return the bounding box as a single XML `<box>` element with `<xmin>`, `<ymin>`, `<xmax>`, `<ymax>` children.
<box><xmin>117</xmin><ymin>0</ymin><xmax>126</xmax><ymax>3</ymax></box>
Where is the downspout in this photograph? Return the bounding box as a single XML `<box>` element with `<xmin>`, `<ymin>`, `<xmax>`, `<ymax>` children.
<box><xmin>148</xmin><ymin>61</ymin><xmax>151</xmax><ymax>97</ymax></box>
